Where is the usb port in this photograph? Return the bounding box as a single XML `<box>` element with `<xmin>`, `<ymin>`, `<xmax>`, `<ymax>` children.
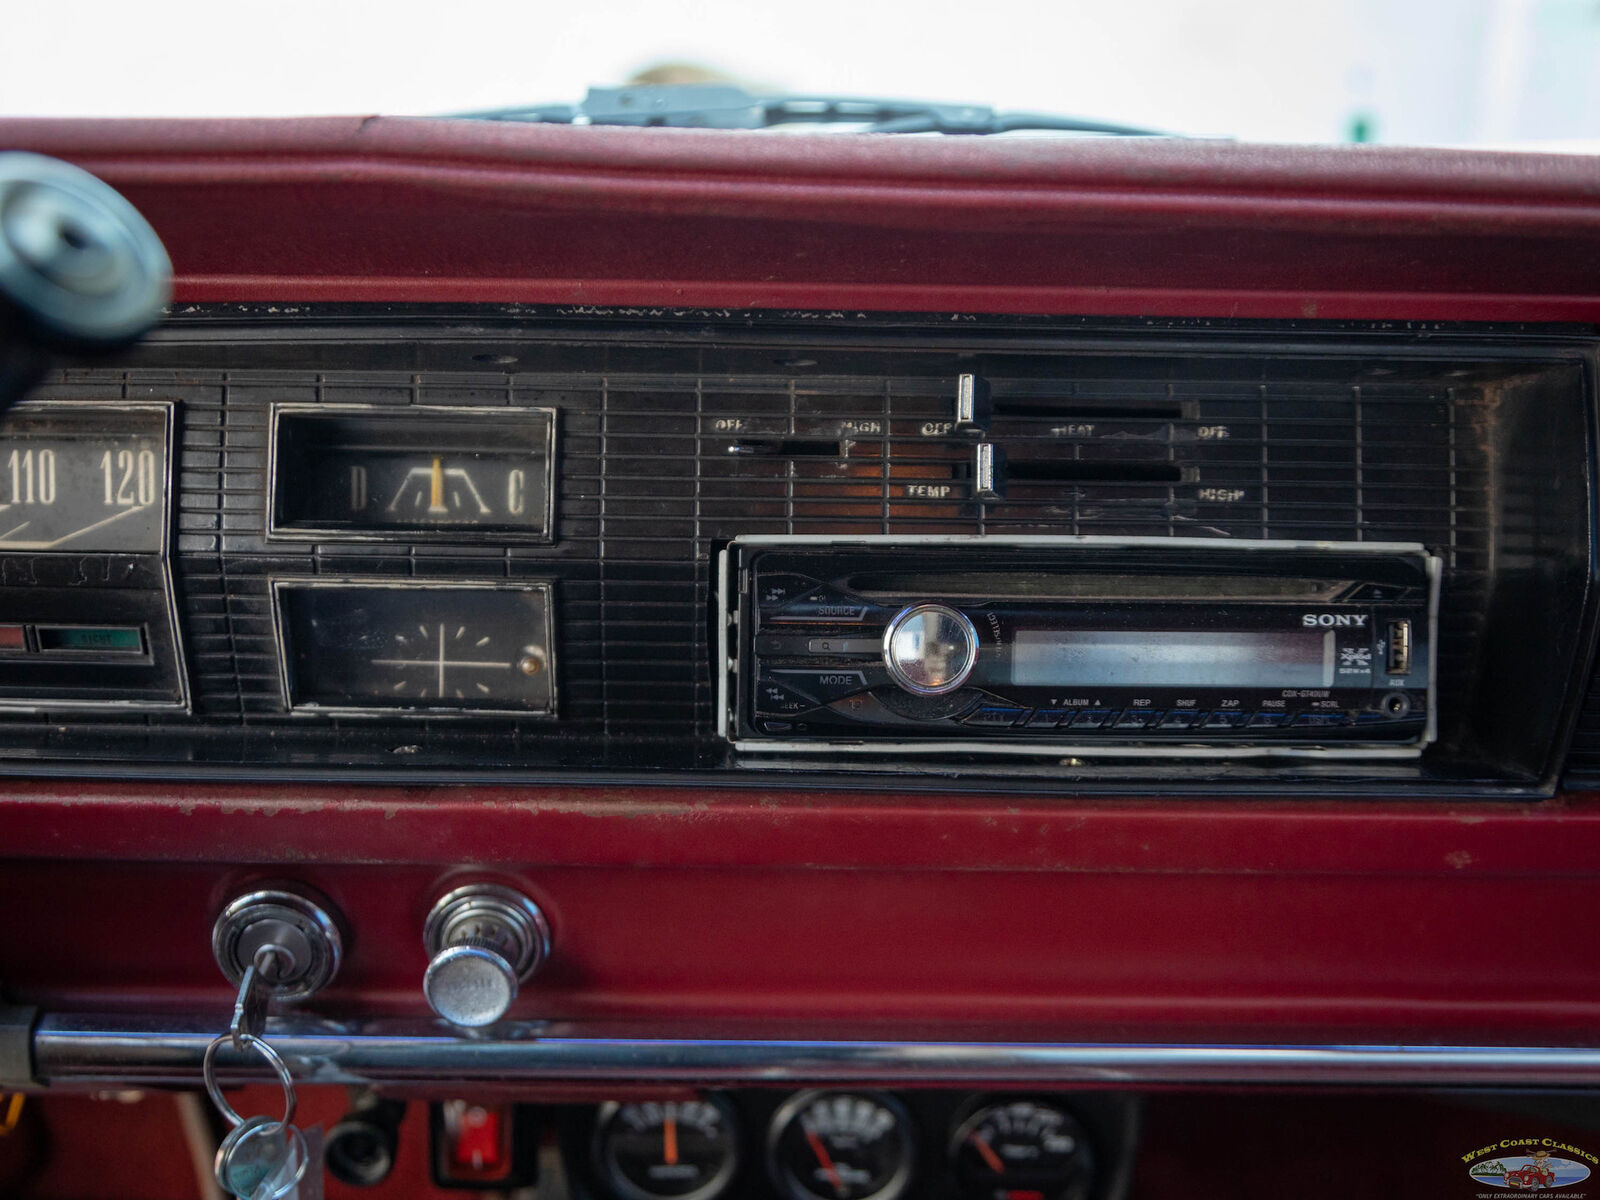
<box><xmin>1385</xmin><ymin>619</ymin><xmax>1413</xmax><ymax>676</ymax></box>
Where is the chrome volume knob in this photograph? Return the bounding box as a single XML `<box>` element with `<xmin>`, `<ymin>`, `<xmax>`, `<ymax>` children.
<box><xmin>422</xmin><ymin>884</ymin><xmax>550</xmax><ymax>1028</ymax></box>
<box><xmin>882</xmin><ymin>603</ymin><xmax>979</xmax><ymax>696</ymax></box>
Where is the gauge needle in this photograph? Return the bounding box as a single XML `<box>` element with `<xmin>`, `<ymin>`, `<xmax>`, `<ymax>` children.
<box><xmin>970</xmin><ymin>1134</ymin><xmax>1006</xmax><ymax>1175</ymax></box>
<box><xmin>663</xmin><ymin>1116</ymin><xmax>678</xmax><ymax>1166</ymax></box>
<box><xmin>803</xmin><ymin>1126</ymin><xmax>845</xmax><ymax>1198</ymax></box>
<box><xmin>429</xmin><ymin>456</ymin><xmax>446</xmax><ymax>513</ymax></box>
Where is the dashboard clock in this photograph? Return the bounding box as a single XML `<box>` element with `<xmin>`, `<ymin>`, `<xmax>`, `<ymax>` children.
<box><xmin>273</xmin><ymin>579</ymin><xmax>556</xmax><ymax>716</ymax></box>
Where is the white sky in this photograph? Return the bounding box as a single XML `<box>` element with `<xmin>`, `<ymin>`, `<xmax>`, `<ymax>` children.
<box><xmin>3</xmin><ymin>0</ymin><xmax>1598</xmax><ymax>147</ymax></box>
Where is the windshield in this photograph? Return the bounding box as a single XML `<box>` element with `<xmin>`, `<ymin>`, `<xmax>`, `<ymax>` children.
<box><xmin>5</xmin><ymin>0</ymin><xmax>1600</xmax><ymax>150</ymax></box>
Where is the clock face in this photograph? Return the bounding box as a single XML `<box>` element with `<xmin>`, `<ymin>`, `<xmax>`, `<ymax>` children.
<box><xmin>277</xmin><ymin>581</ymin><xmax>555</xmax><ymax>715</ymax></box>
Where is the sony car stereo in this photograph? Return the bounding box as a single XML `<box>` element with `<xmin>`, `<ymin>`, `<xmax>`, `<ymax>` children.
<box><xmin>719</xmin><ymin>537</ymin><xmax>1439</xmax><ymax>757</ymax></box>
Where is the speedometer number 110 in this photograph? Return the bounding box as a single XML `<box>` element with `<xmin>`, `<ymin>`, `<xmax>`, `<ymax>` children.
<box><xmin>6</xmin><ymin>449</ymin><xmax>56</xmax><ymax>505</ymax></box>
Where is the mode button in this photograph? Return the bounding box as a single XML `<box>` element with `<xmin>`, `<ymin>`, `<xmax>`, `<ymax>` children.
<box><xmin>770</xmin><ymin>669</ymin><xmax>870</xmax><ymax>704</ymax></box>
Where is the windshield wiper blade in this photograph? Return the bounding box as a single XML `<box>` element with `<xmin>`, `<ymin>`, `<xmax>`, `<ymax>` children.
<box><xmin>452</xmin><ymin>84</ymin><xmax>1172</xmax><ymax>137</ymax></box>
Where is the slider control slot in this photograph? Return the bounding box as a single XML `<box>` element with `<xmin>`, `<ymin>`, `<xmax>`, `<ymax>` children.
<box><xmin>1006</xmin><ymin>460</ymin><xmax>1185</xmax><ymax>484</ymax></box>
<box><xmin>972</xmin><ymin>443</ymin><xmax>1186</xmax><ymax>498</ymax></box>
<box><xmin>954</xmin><ymin>375</ymin><xmax>1192</xmax><ymax>431</ymax></box>
<box><xmin>728</xmin><ymin>439</ymin><xmax>846</xmax><ymax>458</ymax></box>
<box><xmin>991</xmin><ymin>399</ymin><xmax>1187</xmax><ymax>420</ymax></box>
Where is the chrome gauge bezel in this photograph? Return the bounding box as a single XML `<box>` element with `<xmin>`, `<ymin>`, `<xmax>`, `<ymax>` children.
<box><xmin>946</xmin><ymin>1097</ymin><xmax>1094</xmax><ymax>1200</ymax></box>
<box><xmin>591</xmin><ymin>1096</ymin><xmax>742</xmax><ymax>1200</ymax></box>
<box><xmin>269</xmin><ymin>576</ymin><xmax>558</xmax><ymax>719</ymax></box>
<box><xmin>766</xmin><ymin>1090</ymin><xmax>916</xmax><ymax>1200</ymax></box>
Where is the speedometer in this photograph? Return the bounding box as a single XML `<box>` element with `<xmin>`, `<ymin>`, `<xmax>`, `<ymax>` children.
<box><xmin>0</xmin><ymin>402</ymin><xmax>169</xmax><ymax>553</ymax></box>
<box><xmin>0</xmin><ymin>400</ymin><xmax>185</xmax><ymax>711</ymax></box>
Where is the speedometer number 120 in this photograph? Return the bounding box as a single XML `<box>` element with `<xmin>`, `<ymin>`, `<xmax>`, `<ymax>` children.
<box><xmin>100</xmin><ymin>447</ymin><xmax>158</xmax><ymax>507</ymax></box>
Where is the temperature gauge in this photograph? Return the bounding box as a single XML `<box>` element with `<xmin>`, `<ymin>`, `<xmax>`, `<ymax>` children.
<box><xmin>274</xmin><ymin>580</ymin><xmax>556</xmax><ymax>716</ymax></box>
<box><xmin>270</xmin><ymin>405</ymin><xmax>556</xmax><ymax>542</ymax></box>
<box><xmin>768</xmin><ymin>1092</ymin><xmax>914</xmax><ymax>1200</ymax></box>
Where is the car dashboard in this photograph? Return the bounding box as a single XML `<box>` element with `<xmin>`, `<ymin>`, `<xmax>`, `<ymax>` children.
<box><xmin>2</xmin><ymin>117</ymin><xmax>1600</xmax><ymax>1200</ymax></box>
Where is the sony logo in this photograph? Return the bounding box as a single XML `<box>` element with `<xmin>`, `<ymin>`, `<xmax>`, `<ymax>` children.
<box><xmin>1301</xmin><ymin>613</ymin><xmax>1369</xmax><ymax>627</ymax></box>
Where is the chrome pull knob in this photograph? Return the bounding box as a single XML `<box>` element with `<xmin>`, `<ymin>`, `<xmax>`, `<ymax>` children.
<box><xmin>422</xmin><ymin>885</ymin><xmax>550</xmax><ymax>1028</ymax></box>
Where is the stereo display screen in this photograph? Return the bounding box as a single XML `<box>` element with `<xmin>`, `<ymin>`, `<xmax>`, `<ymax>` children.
<box><xmin>1009</xmin><ymin>629</ymin><xmax>1336</xmax><ymax>689</ymax></box>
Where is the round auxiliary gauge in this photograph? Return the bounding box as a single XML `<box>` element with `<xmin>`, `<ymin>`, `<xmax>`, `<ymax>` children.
<box><xmin>593</xmin><ymin>1098</ymin><xmax>740</xmax><ymax>1200</ymax></box>
<box><xmin>882</xmin><ymin>604</ymin><xmax>978</xmax><ymax>696</ymax></box>
<box><xmin>768</xmin><ymin>1091</ymin><xmax>915</xmax><ymax>1200</ymax></box>
<box><xmin>949</xmin><ymin>1100</ymin><xmax>1094</xmax><ymax>1200</ymax></box>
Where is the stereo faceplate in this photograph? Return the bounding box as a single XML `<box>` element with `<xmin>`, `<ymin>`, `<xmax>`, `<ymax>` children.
<box><xmin>721</xmin><ymin>536</ymin><xmax>1439</xmax><ymax>758</ymax></box>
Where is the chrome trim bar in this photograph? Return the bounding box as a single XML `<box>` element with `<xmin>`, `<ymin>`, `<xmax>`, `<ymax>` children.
<box><xmin>29</xmin><ymin>1015</ymin><xmax>1600</xmax><ymax>1088</ymax></box>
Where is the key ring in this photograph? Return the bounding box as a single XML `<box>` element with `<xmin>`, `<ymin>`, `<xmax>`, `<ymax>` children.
<box><xmin>201</xmin><ymin>1030</ymin><xmax>298</xmax><ymax>1131</ymax></box>
<box><xmin>213</xmin><ymin>1115</ymin><xmax>309</xmax><ymax>1200</ymax></box>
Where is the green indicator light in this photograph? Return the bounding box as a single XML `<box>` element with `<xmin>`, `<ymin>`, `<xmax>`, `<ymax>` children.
<box><xmin>36</xmin><ymin>626</ymin><xmax>145</xmax><ymax>653</ymax></box>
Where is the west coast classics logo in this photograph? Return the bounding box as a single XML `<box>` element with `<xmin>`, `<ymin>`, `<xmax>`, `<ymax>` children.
<box><xmin>1464</xmin><ymin>1140</ymin><xmax>1596</xmax><ymax>1193</ymax></box>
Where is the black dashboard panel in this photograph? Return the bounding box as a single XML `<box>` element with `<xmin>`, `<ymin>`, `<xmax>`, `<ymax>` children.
<box><xmin>0</xmin><ymin>307</ymin><xmax>1593</xmax><ymax>794</ymax></box>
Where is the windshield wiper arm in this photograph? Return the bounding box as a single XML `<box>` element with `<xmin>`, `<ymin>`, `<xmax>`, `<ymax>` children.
<box><xmin>452</xmin><ymin>84</ymin><xmax>1171</xmax><ymax>137</ymax></box>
